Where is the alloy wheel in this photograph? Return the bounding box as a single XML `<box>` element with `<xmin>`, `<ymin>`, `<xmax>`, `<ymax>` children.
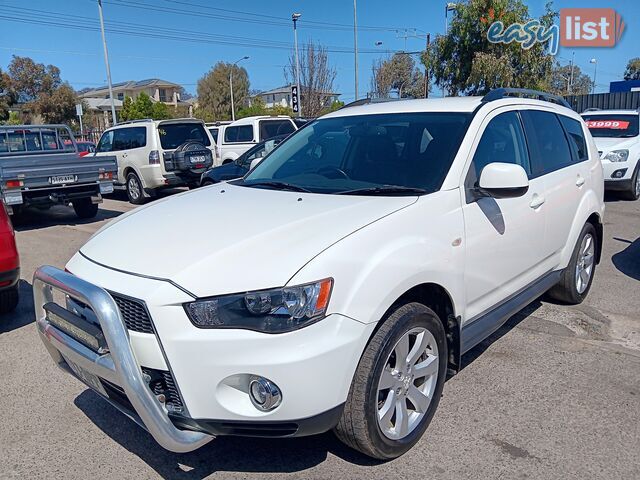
<box><xmin>575</xmin><ymin>233</ymin><xmax>595</xmax><ymax>294</ymax></box>
<box><xmin>128</xmin><ymin>176</ymin><xmax>141</xmax><ymax>201</ymax></box>
<box><xmin>376</xmin><ymin>327</ymin><xmax>439</xmax><ymax>440</ymax></box>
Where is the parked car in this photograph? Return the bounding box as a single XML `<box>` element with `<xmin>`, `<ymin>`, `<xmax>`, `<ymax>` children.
<box><xmin>94</xmin><ymin>119</ymin><xmax>216</xmax><ymax>204</ymax></box>
<box><xmin>582</xmin><ymin>109</ymin><xmax>640</xmax><ymax>200</ymax></box>
<box><xmin>0</xmin><ymin>125</ymin><xmax>116</xmax><ymax>219</ymax></box>
<box><xmin>76</xmin><ymin>141</ymin><xmax>96</xmax><ymax>157</ymax></box>
<box><xmin>33</xmin><ymin>89</ymin><xmax>604</xmax><ymax>460</ymax></box>
<box><xmin>205</xmin><ymin>121</ymin><xmax>232</xmax><ymax>145</ymax></box>
<box><xmin>201</xmin><ymin>135</ymin><xmax>288</xmax><ymax>185</ymax></box>
<box><xmin>0</xmin><ymin>201</ymin><xmax>19</xmax><ymax>314</ymax></box>
<box><xmin>218</xmin><ymin>115</ymin><xmax>296</xmax><ymax>164</ymax></box>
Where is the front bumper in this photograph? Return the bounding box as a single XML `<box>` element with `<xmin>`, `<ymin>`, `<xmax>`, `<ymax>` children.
<box><xmin>33</xmin><ymin>265</ymin><xmax>212</xmax><ymax>453</ymax></box>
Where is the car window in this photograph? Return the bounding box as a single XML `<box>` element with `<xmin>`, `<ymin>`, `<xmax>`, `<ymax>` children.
<box><xmin>559</xmin><ymin>115</ymin><xmax>588</xmax><ymax>162</ymax></box>
<box><xmin>97</xmin><ymin>131</ymin><xmax>114</xmax><ymax>152</ymax></box>
<box><xmin>521</xmin><ymin>110</ymin><xmax>573</xmax><ymax>177</ymax></box>
<box><xmin>259</xmin><ymin>120</ymin><xmax>295</xmax><ymax>141</ymax></box>
<box><xmin>209</xmin><ymin>127</ymin><xmax>219</xmax><ymax>144</ymax></box>
<box><xmin>158</xmin><ymin>123</ymin><xmax>210</xmax><ymax>149</ymax></box>
<box><xmin>471</xmin><ymin>111</ymin><xmax>531</xmax><ymax>179</ymax></box>
<box><xmin>112</xmin><ymin>127</ymin><xmax>147</xmax><ymax>151</ymax></box>
<box><xmin>245</xmin><ymin>112</ymin><xmax>471</xmax><ymax>194</ymax></box>
<box><xmin>224</xmin><ymin>125</ymin><xmax>254</xmax><ymax>143</ymax></box>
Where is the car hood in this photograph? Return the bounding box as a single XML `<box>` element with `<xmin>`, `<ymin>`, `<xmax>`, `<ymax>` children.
<box><xmin>592</xmin><ymin>136</ymin><xmax>637</xmax><ymax>153</ymax></box>
<box><xmin>79</xmin><ymin>183</ymin><xmax>416</xmax><ymax>297</ymax></box>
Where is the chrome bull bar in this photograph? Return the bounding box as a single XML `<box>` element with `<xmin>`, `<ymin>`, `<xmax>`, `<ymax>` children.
<box><xmin>33</xmin><ymin>265</ymin><xmax>212</xmax><ymax>453</ymax></box>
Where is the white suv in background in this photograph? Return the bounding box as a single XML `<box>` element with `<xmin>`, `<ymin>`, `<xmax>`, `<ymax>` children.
<box><xmin>217</xmin><ymin>115</ymin><xmax>296</xmax><ymax>164</ymax></box>
<box><xmin>94</xmin><ymin>119</ymin><xmax>216</xmax><ymax>204</ymax></box>
<box><xmin>582</xmin><ymin>109</ymin><xmax>640</xmax><ymax>200</ymax></box>
<box><xmin>34</xmin><ymin>89</ymin><xmax>604</xmax><ymax>460</ymax></box>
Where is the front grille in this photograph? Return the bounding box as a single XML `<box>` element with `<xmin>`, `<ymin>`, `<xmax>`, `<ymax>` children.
<box><xmin>110</xmin><ymin>293</ymin><xmax>154</xmax><ymax>334</ymax></box>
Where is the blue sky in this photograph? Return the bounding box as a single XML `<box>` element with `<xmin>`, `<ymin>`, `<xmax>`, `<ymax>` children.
<box><xmin>0</xmin><ymin>0</ymin><xmax>637</xmax><ymax>102</ymax></box>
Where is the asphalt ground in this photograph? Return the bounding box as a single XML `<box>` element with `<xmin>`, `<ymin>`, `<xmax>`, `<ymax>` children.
<box><xmin>1</xmin><ymin>190</ymin><xmax>638</xmax><ymax>479</ymax></box>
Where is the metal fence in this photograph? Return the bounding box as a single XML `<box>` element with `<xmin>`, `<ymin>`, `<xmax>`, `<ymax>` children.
<box><xmin>565</xmin><ymin>92</ymin><xmax>640</xmax><ymax>113</ymax></box>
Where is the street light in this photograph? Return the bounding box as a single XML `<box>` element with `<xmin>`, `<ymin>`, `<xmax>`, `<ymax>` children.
<box><xmin>292</xmin><ymin>13</ymin><xmax>302</xmax><ymax>117</ymax></box>
<box><xmin>230</xmin><ymin>56</ymin><xmax>249</xmax><ymax>122</ymax></box>
<box><xmin>445</xmin><ymin>3</ymin><xmax>458</xmax><ymax>34</ymax></box>
<box><xmin>590</xmin><ymin>58</ymin><xmax>598</xmax><ymax>94</ymax></box>
<box><xmin>353</xmin><ymin>0</ymin><xmax>359</xmax><ymax>100</ymax></box>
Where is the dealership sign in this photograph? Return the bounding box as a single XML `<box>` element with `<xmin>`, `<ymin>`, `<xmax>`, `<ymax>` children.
<box><xmin>487</xmin><ymin>8</ymin><xmax>625</xmax><ymax>55</ymax></box>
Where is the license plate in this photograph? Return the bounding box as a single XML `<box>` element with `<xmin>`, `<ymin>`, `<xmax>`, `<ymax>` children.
<box><xmin>64</xmin><ymin>356</ymin><xmax>108</xmax><ymax>396</ymax></box>
<box><xmin>99</xmin><ymin>182</ymin><xmax>114</xmax><ymax>194</ymax></box>
<box><xmin>190</xmin><ymin>155</ymin><xmax>207</xmax><ymax>163</ymax></box>
<box><xmin>49</xmin><ymin>174</ymin><xmax>76</xmax><ymax>184</ymax></box>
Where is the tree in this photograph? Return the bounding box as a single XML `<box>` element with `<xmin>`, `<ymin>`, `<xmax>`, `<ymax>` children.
<box><xmin>423</xmin><ymin>0</ymin><xmax>556</xmax><ymax>95</ymax></box>
<box><xmin>119</xmin><ymin>92</ymin><xmax>171</xmax><ymax>121</ymax></box>
<box><xmin>548</xmin><ymin>63</ymin><xmax>592</xmax><ymax>96</ymax></box>
<box><xmin>7</xmin><ymin>55</ymin><xmax>61</xmax><ymax>102</ymax></box>
<box><xmin>371</xmin><ymin>54</ymin><xmax>426</xmax><ymax>98</ymax></box>
<box><xmin>286</xmin><ymin>41</ymin><xmax>337</xmax><ymax>117</ymax></box>
<box><xmin>624</xmin><ymin>58</ymin><xmax>640</xmax><ymax>81</ymax></box>
<box><xmin>197</xmin><ymin>62</ymin><xmax>249</xmax><ymax>121</ymax></box>
<box><xmin>0</xmin><ymin>68</ymin><xmax>15</xmax><ymax>121</ymax></box>
<box><xmin>34</xmin><ymin>83</ymin><xmax>77</xmax><ymax>124</ymax></box>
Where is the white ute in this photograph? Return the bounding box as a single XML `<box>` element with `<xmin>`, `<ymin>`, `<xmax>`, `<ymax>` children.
<box><xmin>34</xmin><ymin>89</ymin><xmax>605</xmax><ymax>459</ymax></box>
<box><xmin>582</xmin><ymin>109</ymin><xmax>640</xmax><ymax>200</ymax></box>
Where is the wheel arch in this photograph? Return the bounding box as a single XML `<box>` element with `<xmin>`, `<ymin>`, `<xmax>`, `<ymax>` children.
<box><xmin>586</xmin><ymin>211</ymin><xmax>604</xmax><ymax>264</ymax></box>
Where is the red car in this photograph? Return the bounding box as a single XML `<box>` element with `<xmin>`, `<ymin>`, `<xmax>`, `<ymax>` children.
<box><xmin>0</xmin><ymin>202</ymin><xmax>19</xmax><ymax>313</ymax></box>
<box><xmin>76</xmin><ymin>141</ymin><xmax>96</xmax><ymax>157</ymax></box>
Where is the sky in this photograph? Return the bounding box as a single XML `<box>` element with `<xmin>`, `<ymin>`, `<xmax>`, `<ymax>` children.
<box><xmin>0</xmin><ymin>0</ymin><xmax>637</xmax><ymax>102</ymax></box>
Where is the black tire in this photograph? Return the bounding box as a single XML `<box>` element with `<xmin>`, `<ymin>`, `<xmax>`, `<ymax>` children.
<box><xmin>0</xmin><ymin>286</ymin><xmax>19</xmax><ymax>314</ymax></box>
<box><xmin>72</xmin><ymin>198</ymin><xmax>99</xmax><ymax>219</ymax></box>
<box><xmin>334</xmin><ymin>302</ymin><xmax>447</xmax><ymax>460</ymax></box>
<box><xmin>126</xmin><ymin>171</ymin><xmax>146</xmax><ymax>205</ymax></box>
<box><xmin>620</xmin><ymin>164</ymin><xmax>640</xmax><ymax>201</ymax></box>
<box><xmin>547</xmin><ymin>222</ymin><xmax>598</xmax><ymax>304</ymax></box>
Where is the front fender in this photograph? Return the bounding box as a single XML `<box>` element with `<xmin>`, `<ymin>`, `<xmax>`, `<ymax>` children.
<box><xmin>287</xmin><ymin>190</ymin><xmax>466</xmax><ymax>325</ymax></box>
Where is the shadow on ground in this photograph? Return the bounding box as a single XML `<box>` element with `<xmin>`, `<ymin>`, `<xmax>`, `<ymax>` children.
<box><xmin>12</xmin><ymin>205</ymin><xmax>123</xmax><ymax>232</ymax></box>
<box><xmin>612</xmin><ymin>236</ymin><xmax>640</xmax><ymax>281</ymax></box>
<box><xmin>0</xmin><ymin>279</ymin><xmax>34</xmax><ymax>334</ymax></box>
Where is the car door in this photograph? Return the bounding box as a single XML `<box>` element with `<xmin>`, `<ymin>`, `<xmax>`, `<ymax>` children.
<box><xmin>95</xmin><ymin>130</ymin><xmax>124</xmax><ymax>183</ymax></box>
<box><xmin>461</xmin><ymin>109</ymin><xmax>549</xmax><ymax>322</ymax></box>
<box><xmin>520</xmin><ymin>109</ymin><xmax>587</xmax><ymax>266</ymax></box>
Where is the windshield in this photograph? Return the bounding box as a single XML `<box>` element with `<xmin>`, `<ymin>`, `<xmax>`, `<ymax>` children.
<box><xmin>582</xmin><ymin>114</ymin><xmax>639</xmax><ymax>138</ymax></box>
<box><xmin>242</xmin><ymin>112</ymin><xmax>470</xmax><ymax>195</ymax></box>
<box><xmin>158</xmin><ymin>123</ymin><xmax>211</xmax><ymax>149</ymax></box>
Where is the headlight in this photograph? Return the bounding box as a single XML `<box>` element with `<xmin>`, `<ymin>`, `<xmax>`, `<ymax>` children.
<box><xmin>184</xmin><ymin>278</ymin><xmax>333</xmax><ymax>333</ymax></box>
<box><xmin>604</xmin><ymin>149</ymin><xmax>629</xmax><ymax>162</ymax></box>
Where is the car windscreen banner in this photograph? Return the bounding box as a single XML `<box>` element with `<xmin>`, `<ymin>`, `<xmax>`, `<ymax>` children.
<box><xmin>585</xmin><ymin>120</ymin><xmax>631</xmax><ymax>130</ymax></box>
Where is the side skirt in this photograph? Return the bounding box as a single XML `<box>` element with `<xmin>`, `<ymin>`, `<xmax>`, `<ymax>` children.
<box><xmin>460</xmin><ymin>270</ymin><xmax>562</xmax><ymax>354</ymax></box>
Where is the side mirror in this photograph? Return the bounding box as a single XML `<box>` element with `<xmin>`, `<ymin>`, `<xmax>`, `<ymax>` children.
<box><xmin>477</xmin><ymin>162</ymin><xmax>529</xmax><ymax>198</ymax></box>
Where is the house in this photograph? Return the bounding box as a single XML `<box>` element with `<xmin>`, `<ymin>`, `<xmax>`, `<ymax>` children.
<box><xmin>256</xmin><ymin>85</ymin><xmax>340</xmax><ymax>110</ymax></box>
<box><xmin>79</xmin><ymin>79</ymin><xmax>185</xmax><ymax>106</ymax></box>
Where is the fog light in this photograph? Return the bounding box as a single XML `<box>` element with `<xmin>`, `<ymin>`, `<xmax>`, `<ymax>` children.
<box><xmin>612</xmin><ymin>168</ymin><xmax>627</xmax><ymax>179</ymax></box>
<box><xmin>249</xmin><ymin>377</ymin><xmax>282</xmax><ymax>411</ymax></box>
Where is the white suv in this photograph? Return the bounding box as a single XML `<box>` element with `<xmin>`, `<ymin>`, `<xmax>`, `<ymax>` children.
<box><xmin>217</xmin><ymin>115</ymin><xmax>296</xmax><ymax>164</ymax></box>
<box><xmin>582</xmin><ymin>109</ymin><xmax>640</xmax><ymax>200</ymax></box>
<box><xmin>34</xmin><ymin>89</ymin><xmax>604</xmax><ymax>459</ymax></box>
<box><xmin>94</xmin><ymin>119</ymin><xmax>216</xmax><ymax>204</ymax></box>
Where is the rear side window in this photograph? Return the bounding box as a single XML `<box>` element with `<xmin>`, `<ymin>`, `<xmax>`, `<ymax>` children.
<box><xmin>471</xmin><ymin>111</ymin><xmax>531</xmax><ymax>178</ymax></box>
<box><xmin>112</xmin><ymin>127</ymin><xmax>147</xmax><ymax>151</ymax></box>
<box><xmin>209</xmin><ymin>127</ymin><xmax>219</xmax><ymax>143</ymax></box>
<box><xmin>224</xmin><ymin>125</ymin><xmax>254</xmax><ymax>143</ymax></box>
<box><xmin>97</xmin><ymin>131</ymin><xmax>113</xmax><ymax>152</ymax></box>
<box><xmin>158</xmin><ymin>123</ymin><xmax>210</xmax><ymax>149</ymax></box>
<box><xmin>259</xmin><ymin>120</ymin><xmax>295</xmax><ymax>141</ymax></box>
<box><xmin>521</xmin><ymin>110</ymin><xmax>573</xmax><ymax>177</ymax></box>
<box><xmin>558</xmin><ymin>116</ymin><xmax>588</xmax><ymax>162</ymax></box>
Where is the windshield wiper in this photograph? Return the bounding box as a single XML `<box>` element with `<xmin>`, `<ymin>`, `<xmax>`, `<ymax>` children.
<box><xmin>244</xmin><ymin>180</ymin><xmax>312</xmax><ymax>193</ymax></box>
<box><xmin>337</xmin><ymin>185</ymin><xmax>427</xmax><ymax>196</ymax></box>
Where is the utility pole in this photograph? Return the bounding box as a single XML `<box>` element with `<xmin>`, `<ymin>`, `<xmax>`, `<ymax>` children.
<box><xmin>292</xmin><ymin>13</ymin><xmax>302</xmax><ymax>117</ymax></box>
<box><xmin>230</xmin><ymin>56</ymin><xmax>249</xmax><ymax>122</ymax></box>
<box><xmin>97</xmin><ymin>0</ymin><xmax>117</xmax><ymax>126</ymax></box>
<box><xmin>568</xmin><ymin>51</ymin><xmax>575</xmax><ymax>94</ymax></box>
<box><xmin>424</xmin><ymin>33</ymin><xmax>430</xmax><ymax>98</ymax></box>
<box><xmin>353</xmin><ymin>0</ymin><xmax>359</xmax><ymax>100</ymax></box>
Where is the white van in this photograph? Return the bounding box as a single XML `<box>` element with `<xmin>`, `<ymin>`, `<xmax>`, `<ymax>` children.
<box><xmin>95</xmin><ymin>119</ymin><xmax>216</xmax><ymax>204</ymax></box>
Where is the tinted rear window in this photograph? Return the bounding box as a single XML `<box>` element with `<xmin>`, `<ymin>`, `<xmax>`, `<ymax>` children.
<box><xmin>158</xmin><ymin>123</ymin><xmax>210</xmax><ymax>149</ymax></box>
<box><xmin>521</xmin><ymin>110</ymin><xmax>573</xmax><ymax>176</ymax></box>
<box><xmin>259</xmin><ymin>120</ymin><xmax>295</xmax><ymax>141</ymax></box>
<box><xmin>113</xmin><ymin>127</ymin><xmax>147</xmax><ymax>151</ymax></box>
<box><xmin>558</xmin><ymin>116</ymin><xmax>588</xmax><ymax>162</ymax></box>
<box><xmin>208</xmin><ymin>127</ymin><xmax>219</xmax><ymax>143</ymax></box>
<box><xmin>224</xmin><ymin>125</ymin><xmax>254</xmax><ymax>143</ymax></box>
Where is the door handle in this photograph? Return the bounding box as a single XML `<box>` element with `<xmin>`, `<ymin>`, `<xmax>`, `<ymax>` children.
<box><xmin>576</xmin><ymin>175</ymin><xmax>585</xmax><ymax>187</ymax></box>
<box><xmin>529</xmin><ymin>194</ymin><xmax>545</xmax><ymax>209</ymax></box>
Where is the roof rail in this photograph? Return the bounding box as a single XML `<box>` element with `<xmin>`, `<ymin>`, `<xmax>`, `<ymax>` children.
<box><xmin>482</xmin><ymin>88</ymin><xmax>571</xmax><ymax>109</ymax></box>
<box><xmin>115</xmin><ymin>118</ymin><xmax>154</xmax><ymax>126</ymax></box>
<box><xmin>340</xmin><ymin>97</ymin><xmax>403</xmax><ymax>110</ymax></box>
